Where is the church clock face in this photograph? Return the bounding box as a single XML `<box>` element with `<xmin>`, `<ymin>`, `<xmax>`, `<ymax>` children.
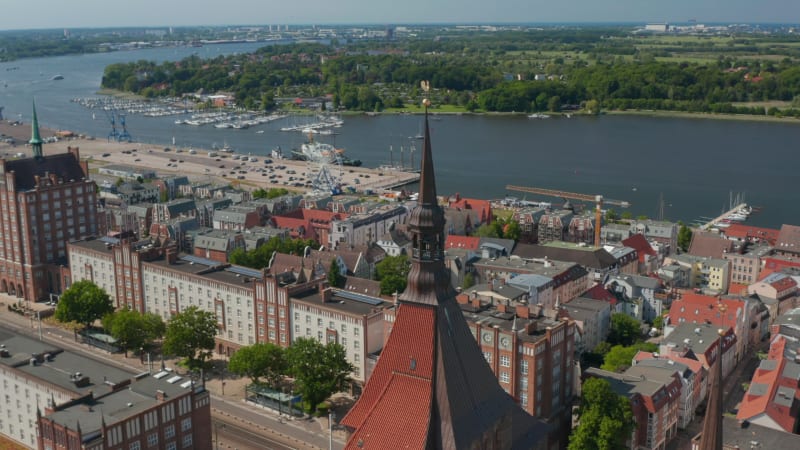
<box><xmin>482</xmin><ymin>332</ymin><xmax>493</xmax><ymax>344</ymax></box>
<box><xmin>500</xmin><ymin>337</ymin><xmax>510</xmax><ymax>348</ymax></box>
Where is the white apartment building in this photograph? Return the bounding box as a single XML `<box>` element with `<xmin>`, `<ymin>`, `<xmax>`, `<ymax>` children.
<box><xmin>290</xmin><ymin>289</ymin><xmax>391</xmax><ymax>382</ymax></box>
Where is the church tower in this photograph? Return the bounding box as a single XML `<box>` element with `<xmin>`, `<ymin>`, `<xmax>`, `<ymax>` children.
<box><xmin>30</xmin><ymin>100</ymin><xmax>44</xmax><ymax>158</ymax></box>
<box><xmin>340</xmin><ymin>94</ymin><xmax>547</xmax><ymax>449</ymax></box>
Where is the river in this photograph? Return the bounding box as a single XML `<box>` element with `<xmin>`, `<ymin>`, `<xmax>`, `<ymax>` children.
<box><xmin>0</xmin><ymin>43</ymin><xmax>796</xmax><ymax>229</ymax></box>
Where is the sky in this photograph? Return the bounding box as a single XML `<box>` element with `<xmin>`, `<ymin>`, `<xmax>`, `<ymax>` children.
<box><xmin>1</xmin><ymin>0</ymin><xmax>799</xmax><ymax>30</ymax></box>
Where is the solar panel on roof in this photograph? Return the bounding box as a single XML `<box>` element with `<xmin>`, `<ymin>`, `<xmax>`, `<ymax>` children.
<box><xmin>180</xmin><ymin>255</ymin><xmax>222</xmax><ymax>267</ymax></box>
<box><xmin>226</xmin><ymin>265</ymin><xmax>263</xmax><ymax>279</ymax></box>
<box><xmin>335</xmin><ymin>290</ymin><xmax>383</xmax><ymax>306</ymax></box>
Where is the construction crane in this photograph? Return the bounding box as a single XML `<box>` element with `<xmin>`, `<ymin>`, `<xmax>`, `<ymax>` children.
<box><xmin>506</xmin><ymin>184</ymin><xmax>631</xmax><ymax>248</ymax></box>
<box><xmin>104</xmin><ymin>109</ymin><xmax>132</xmax><ymax>143</ymax></box>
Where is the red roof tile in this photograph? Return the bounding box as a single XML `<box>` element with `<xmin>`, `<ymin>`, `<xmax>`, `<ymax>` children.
<box><xmin>622</xmin><ymin>234</ymin><xmax>657</xmax><ymax>261</ymax></box>
<box><xmin>722</xmin><ymin>223</ymin><xmax>780</xmax><ymax>245</ymax></box>
<box><xmin>737</xmin><ymin>344</ymin><xmax>799</xmax><ymax>433</ymax></box>
<box><xmin>445</xmin><ymin>235</ymin><xmax>480</xmax><ymax>250</ymax></box>
<box><xmin>583</xmin><ymin>284</ymin><xmax>617</xmax><ymax>305</ymax></box>
<box><xmin>341</xmin><ymin>303</ymin><xmax>435</xmax><ymax>432</ymax></box>
<box><xmin>345</xmin><ymin>374</ymin><xmax>432</xmax><ymax>449</ymax></box>
<box><xmin>776</xmin><ymin>224</ymin><xmax>800</xmax><ymax>252</ymax></box>
<box><xmin>728</xmin><ymin>283</ymin><xmax>749</xmax><ymax>296</ymax></box>
<box><xmin>668</xmin><ymin>293</ymin><xmax>742</xmax><ymax>330</ymax></box>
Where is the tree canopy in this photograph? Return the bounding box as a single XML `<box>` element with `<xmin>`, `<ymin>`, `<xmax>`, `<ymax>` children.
<box><xmin>286</xmin><ymin>337</ymin><xmax>353</xmax><ymax>414</ymax></box>
<box><xmin>228</xmin><ymin>343</ymin><xmax>287</xmax><ymax>387</ymax></box>
<box><xmin>102</xmin><ymin>308</ymin><xmax>165</xmax><ymax>357</ymax></box>
<box><xmin>163</xmin><ymin>307</ymin><xmax>218</xmax><ymax>372</ymax></box>
<box><xmin>568</xmin><ymin>377</ymin><xmax>635</xmax><ymax>450</ymax></box>
<box><xmin>608</xmin><ymin>313</ymin><xmax>642</xmax><ymax>347</ymax></box>
<box><xmin>678</xmin><ymin>223</ymin><xmax>693</xmax><ymax>253</ymax></box>
<box><xmin>601</xmin><ymin>342</ymin><xmax>659</xmax><ymax>372</ymax></box>
<box><xmin>229</xmin><ymin>236</ymin><xmax>318</xmax><ymax>269</ymax></box>
<box><xmin>54</xmin><ymin>280</ymin><xmax>114</xmax><ymax>329</ymax></box>
<box><xmin>327</xmin><ymin>259</ymin><xmax>344</xmax><ymax>288</ymax></box>
<box><xmin>376</xmin><ymin>254</ymin><xmax>411</xmax><ymax>295</ymax></box>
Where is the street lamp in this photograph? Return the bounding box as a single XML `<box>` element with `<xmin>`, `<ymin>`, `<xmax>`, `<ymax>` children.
<box><xmin>214</xmin><ymin>422</ymin><xmax>226</xmax><ymax>450</ymax></box>
<box><xmin>329</xmin><ymin>410</ymin><xmax>335</xmax><ymax>450</ymax></box>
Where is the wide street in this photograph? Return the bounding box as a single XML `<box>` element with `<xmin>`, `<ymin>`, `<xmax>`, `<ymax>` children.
<box><xmin>0</xmin><ymin>294</ymin><xmax>344</xmax><ymax>450</ymax></box>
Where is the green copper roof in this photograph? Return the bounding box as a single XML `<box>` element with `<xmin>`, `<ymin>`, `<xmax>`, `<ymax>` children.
<box><xmin>30</xmin><ymin>100</ymin><xmax>43</xmax><ymax>158</ymax></box>
<box><xmin>30</xmin><ymin>101</ymin><xmax>43</xmax><ymax>145</ymax></box>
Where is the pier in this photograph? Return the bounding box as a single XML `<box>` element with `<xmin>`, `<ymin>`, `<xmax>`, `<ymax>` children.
<box><xmin>698</xmin><ymin>203</ymin><xmax>748</xmax><ymax>231</ymax></box>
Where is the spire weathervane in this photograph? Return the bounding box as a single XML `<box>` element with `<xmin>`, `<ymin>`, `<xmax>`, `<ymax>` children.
<box><xmin>30</xmin><ymin>100</ymin><xmax>44</xmax><ymax>159</ymax></box>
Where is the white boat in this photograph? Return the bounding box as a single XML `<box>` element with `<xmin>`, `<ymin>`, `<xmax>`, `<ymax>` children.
<box><xmin>726</xmin><ymin>213</ymin><xmax>747</xmax><ymax>221</ymax></box>
<box><xmin>528</xmin><ymin>113</ymin><xmax>551</xmax><ymax>119</ymax></box>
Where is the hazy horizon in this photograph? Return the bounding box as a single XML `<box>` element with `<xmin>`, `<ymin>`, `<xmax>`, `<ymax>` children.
<box><xmin>1</xmin><ymin>0</ymin><xmax>798</xmax><ymax>31</ymax></box>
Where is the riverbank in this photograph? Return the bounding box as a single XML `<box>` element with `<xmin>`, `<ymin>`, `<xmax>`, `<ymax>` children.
<box><xmin>604</xmin><ymin>108</ymin><xmax>800</xmax><ymax>124</ymax></box>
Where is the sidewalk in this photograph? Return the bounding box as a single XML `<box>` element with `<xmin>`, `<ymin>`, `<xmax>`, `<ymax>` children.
<box><xmin>0</xmin><ymin>293</ymin><xmax>345</xmax><ymax>450</ymax></box>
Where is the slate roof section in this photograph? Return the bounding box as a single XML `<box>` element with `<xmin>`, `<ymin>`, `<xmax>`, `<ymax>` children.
<box><xmin>688</xmin><ymin>231</ymin><xmax>734</xmax><ymax>258</ymax></box>
<box><xmin>776</xmin><ymin>224</ymin><xmax>800</xmax><ymax>253</ymax></box>
<box><xmin>4</xmin><ymin>152</ymin><xmax>87</xmax><ymax>190</ymax></box>
<box><xmin>513</xmin><ymin>242</ymin><xmax>617</xmax><ymax>269</ymax></box>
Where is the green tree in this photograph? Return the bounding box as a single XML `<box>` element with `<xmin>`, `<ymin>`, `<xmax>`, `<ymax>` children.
<box><xmin>547</xmin><ymin>95</ymin><xmax>562</xmax><ymax>112</ymax></box>
<box><xmin>652</xmin><ymin>315</ymin><xmax>664</xmax><ymax>331</ymax></box>
<box><xmin>102</xmin><ymin>308</ymin><xmax>165</xmax><ymax>357</ymax></box>
<box><xmin>54</xmin><ymin>280</ymin><xmax>114</xmax><ymax>330</ymax></box>
<box><xmin>620</xmin><ymin>211</ymin><xmax>633</xmax><ymax>220</ymax></box>
<box><xmin>376</xmin><ymin>254</ymin><xmax>410</xmax><ymax>295</ymax></box>
<box><xmin>228</xmin><ymin>343</ymin><xmax>287</xmax><ymax>387</ymax></box>
<box><xmin>328</xmin><ymin>260</ymin><xmax>344</xmax><ymax>288</ymax></box>
<box><xmin>677</xmin><ymin>223</ymin><xmax>693</xmax><ymax>253</ymax></box>
<box><xmin>473</xmin><ymin>223</ymin><xmax>500</xmax><ymax>238</ymax></box>
<box><xmin>608</xmin><ymin>313</ymin><xmax>642</xmax><ymax>346</ymax></box>
<box><xmin>605</xmin><ymin>209</ymin><xmax>618</xmax><ymax>222</ymax></box>
<box><xmin>286</xmin><ymin>338</ymin><xmax>353</xmax><ymax>414</ymax></box>
<box><xmin>503</xmin><ymin>220</ymin><xmax>521</xmax><ymax>241</ymax></box>
<box><xmin>601</xmin><ymin>342</ymin><xmax>658</xmax><ymax>372</ymax></box>
<box><xmin>162</xmin><ymin>306</ymin><xmax>218</xmax><ymax>372</ymax></box>
<box><xmin>568</xmin><ymin>377</ymin><xmax>635</xmax><ymax>450</ymax></box>
<box><xmin>585</xmin><ymin>99</ymin><xmax>600</xmax><ymax>115</ymax></box>
<box><xmin>461</xmin><ymin>272</ymin><xmax>476</xmax><ymax>290</ymax></box>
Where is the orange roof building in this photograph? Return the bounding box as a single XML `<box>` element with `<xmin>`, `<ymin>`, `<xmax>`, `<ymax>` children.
<box><xmin>340</xmin><ymin>109</ymin><xmax>548</xmax><ymax>449</ymax></box>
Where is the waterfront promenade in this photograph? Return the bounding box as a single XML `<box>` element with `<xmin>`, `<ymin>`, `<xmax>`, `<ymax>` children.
<box><xmin>0</xmin><ymin>120</ymin><xmax>419</xmax><ymax>195</ymax></box>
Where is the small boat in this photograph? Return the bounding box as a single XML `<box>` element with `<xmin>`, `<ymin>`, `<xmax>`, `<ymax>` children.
<box><xmin>51</xmin><ymin>74</ymin><xmax>64</xmax><ymax>81</ymax></box>
<box><xmin>255</xmin><ymin>130</ymin><xmax>265</xmax><ymax>134</ymax></box>
<box><xmin>528</xmin><ymin>113</ymin><xmax>551</xmax><ymax>119</ymax></box>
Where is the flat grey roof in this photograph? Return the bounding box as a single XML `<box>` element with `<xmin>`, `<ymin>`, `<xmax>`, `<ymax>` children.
<box><xmin>293</xmin><ymin>290</ymin><xmax>391</xmax><ymax>317</ymax></box>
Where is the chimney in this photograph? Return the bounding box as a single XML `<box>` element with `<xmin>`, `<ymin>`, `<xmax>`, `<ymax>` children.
<box><xmin>525</xmin><ymin>322</ymin><xmax>538</xmax><ymax>335</ymax></box>
<box><xmin>155</xmin><ymin>390</ymin><xmax>167</xmax><ymax>402</ymax></box>
<box><xmin>471</xmin><ymin>298</ymin><xmax>481</xmax><ymax>309</ymax></box>
<box><xmin>516</xmin><ymin>304</ymin><xmax>530</xmax><ymax>319</ymax></box>
<box><xmin>165</xmin><ymin>247</ymin><xmax>177</xmax><ymax>265</ymax></box>
<box><xmin>497</xmin><ymin>303</ymin><xmax>507</xmax><ymax>313</ymax></box>
<box><xmin>322</xmin><ymin>288</ymin><xmax>333</xmax><ymax>303</ymax></box>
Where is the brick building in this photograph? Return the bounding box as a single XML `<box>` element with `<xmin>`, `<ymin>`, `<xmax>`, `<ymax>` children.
<box><xmin>0</xmin><ymin>105</ymin><xmax>98</xmax><ymax>302</ymax></box>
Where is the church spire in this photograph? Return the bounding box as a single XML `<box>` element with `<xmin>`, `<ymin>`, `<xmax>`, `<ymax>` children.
<box><xmin>30</xmin><ymin>100</ymin><xmax>43</xmax><ymax>158</ymax></box>
<box><xmin>698</xmin><ymin>329</ymin><xmax>725</xmax><ymax>450</ymax></box>
<box><xmin>398</xmin><ymin>85</ymin><xmax>452</xmax><ymax>306</ymax></box>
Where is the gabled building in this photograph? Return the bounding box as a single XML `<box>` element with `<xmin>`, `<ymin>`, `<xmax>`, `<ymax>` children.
<box><xmin>622</xmin><ymin>233</ymin><xmax>660</xmax><ymax>274</ymax></box>
<box><xmin>340</xmin><ymin>110</ymin><xmax>548</xmax><ymax>449</ymax></box>
<box><xmin>585</xmin><ymin>367</ymin><xmax>681</xmax><ymax>450</ymax></box>
<box><xmin>633</xmin><ymin>352</ymin><xmax>705</xmax><ymax>429</ymax></box>
<box><xmin>736</xmin><ymin>334</ymin><xmax>800</xmax><ymax>433</ymax></box>
<box><xmin>152</xmin><ymin>198</ymin><xmax>196</xmax><ymax>223</ymax></box>
<box><xmin>605</xmin><ymin>274</ymin><xmax>665</xmax><ymax>322</ymax></box>
<box><xmin>191</xmin><ymin>229</ymin><xmax>246</xmax><ymax>263</ymax></box>
<box><xmin>664</xmin><ymin>253</ymin><xmax>731</xmax><ymax>294</ymax></box>
<box><xmin>660</xmin><ymin>323</ymin><xmax>737</xmax><ymax>380</ymax></box>
<box><xmin>562</xmin><ymin>296</ymin><xmax>611</xmax><ymax>354</ymax></box>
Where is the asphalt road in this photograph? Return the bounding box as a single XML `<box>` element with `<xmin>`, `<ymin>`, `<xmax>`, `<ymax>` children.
<box><xmin>213</xmin><ymin>417</ymin><xmax>296</xmax><ymax>450</ymax></box>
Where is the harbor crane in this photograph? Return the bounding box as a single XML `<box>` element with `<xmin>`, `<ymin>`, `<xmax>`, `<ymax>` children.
<box><xmin>506</xmin><ymin>184</ymin><xmax>631</xmax><ymax>248</ymax></box>
<box><xmin>104</xmin><ymin>109</ymin><xmax>132</xmax><ymax>143</ymax></box>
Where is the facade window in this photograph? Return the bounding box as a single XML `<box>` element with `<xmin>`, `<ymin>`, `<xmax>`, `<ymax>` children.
<box><xmin>182</xmin><ymin>435</ymin><xmax>193</xmax><ymax>448</ymax></box>
<box><xmin>500</xmin><ymin>355</ymin><xmax>510</xmax><ymax>367</ymax></box>
<box><xmin>165</xmin><ymin>443</ymin><xmax>176</xmax><ymax>450</ymax></box>
<box><xmin>164</xmin><ymin>425</ymin><xmax>175</xmax><ymax>439</ymax></box>
<box><xmin>130</xmin><ymin>442</ymin><xmax>141</xmax><ymax>450</ymax></box>
<box><xmin>500</xmin><ymin>371</ymin><xmax>510</xmax><ymax>383</ymax></box>
<box><xmin>521</xmin><ymin>360</ymin><xmax>529</xmax><ymax>374</ymax></box>
<box><xmin>483</xmin><ymin>352</ymin><xmax>492</xmax><ymax>364</ymax></box>
<box><xmin>181</xmin><ymin>418</ymin><xmax>191</xmax><ymax>432</ymax></box>
<box><xmin>521</xmin><ymin>392</ymin><xmax>528</xmax><ymax>407</ymax></box>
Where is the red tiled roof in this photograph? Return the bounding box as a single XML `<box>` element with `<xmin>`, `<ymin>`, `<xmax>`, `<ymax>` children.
<box><xmin>668</xmin><ymin>293</ymin><xmax>742</xmax><ymax>330</ymax></box>
<box><xmin>448</xmin><ymin>196</ymin><xmax>492</xmax><ymax>224</ymax></box>
<box><xmin>763</xmin><ymin>257</ymin><xmax>800</xmax><ymax>273</ymax></box>
<box><xmin>728</xmin><ymin>283</ymin><xmax>749</xmax><ymax>296</ymax></box>
<box><xmin>722</xmin><ymin>223</ymin><xmax>780</xmax><ymax>245</ymax></box>
<box><xmin>633</xmin><ymin>351</ymin><xmax>704</xmax><ymax>375</ymax></box>
<box><xmin>445</xmin><ymin>235</ymin><xmax>480</xmax><ymax>250</ymax></box>
<box><xmin>737</xmin><ymin>347</ymin><xmax>799</xmax><ymax>432</ymax></box>
<box><xmin>344</xmin><ymin>374</ymin><xmax>432</xmax><ymax>449</ymax></box>
<box><xmin>582</xmin><ymin>284</ymin><xmax>617</xmax><ymax>305</ymax></box>
<box><xmin>341</xmin><ymin>303</ymin><xmax>435</xmax><ymax>434</ymax></box>
<box><xmin>622</xmin><ymin>234</ymin><xmax>657</xmax><ymax>263</ymax></box>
